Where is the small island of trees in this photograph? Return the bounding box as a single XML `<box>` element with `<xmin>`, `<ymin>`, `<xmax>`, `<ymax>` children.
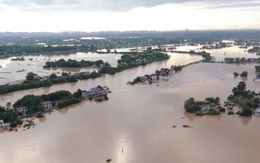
<box><xmin>240</xmin><ymin>71</ymin><xmax>248</xmax><ymax>77</ymax></box>
<box><xmin>0</xmin><ymin>85</ymin><xmax>111</xmax><ymax>128</ymax></box>
<box><xmin>184</xmin><ymin>97</ymin><xmax>221</xmax><ymax>116</ymax></box>
<box><xmin>44</xmin><ymin>59</ymin><xmax>104</xmax><ymax>68</ymax></box>
<box><xmin>227</xmin><ymin>81</ymin><xmax>260</xmax><ymax>116</ymax></box>
<box><xmin>184</xmin><ymin>81</ymin><xmax>260</xmax><ymax>117</ymax></box>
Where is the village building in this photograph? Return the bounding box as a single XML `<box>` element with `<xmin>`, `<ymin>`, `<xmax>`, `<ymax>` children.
<box><xmin>41</xmin><ymin>101</ymin><xmax>53</xmax><ymax>109</ymax></box>
<box><xmin>82</xmin><ymin>86</ymin><xmax>107</xmax><ymax>98</ymax></box>
<box><xmin>14</xmin><ymin>106</ymin><xmax>28</xmax><ymax>115</ymax></box>
<box><xmin>119</xmin><ymin>62</ymin><xmax>128</xmax><ymax>66</ymax></box>
<box><xmin>41</xmin><ymin>75</ymin><xmax>50</xmax><ymax>81</ymax></box>
<box><xmin>0</xmin><ymin>119</ymin><xmax>4</xmax><ymax>127</ymax></box>
<box><xmin>255</xmin><ymin>108</ymin><xmax>260</xmax><ymax>115</ymax></box>
<box><xmin>8</xmin><ymin>81</ymin><xmax>18</xmax><ymax>86</ymax></box>
<box><xmin>137</xmin><ymin>76</ymin><xmax>147</xmax><ymax>82</ymax></box>
<box><xmin>82</xmin><ymin>91</ymin><xmax>90</xmax><ymax>98</ymax></box>
<box><xmin>150</xmin><ymin>74</ymin><xmax>158</xmax><ymax>80</ymax></box>
<box><xmin>33</xmin><ymin>75</ymin><xmax>41</xmax><ymax>80</ymax></box>
<box><xmin>200</xmin><ymin>103</ymin><xmax>216</xmax><ymax>112</ymax></box>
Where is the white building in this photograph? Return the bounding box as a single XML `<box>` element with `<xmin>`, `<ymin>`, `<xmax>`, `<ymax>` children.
<box><xmin>33</xmin><ymin>75</ymin><xmax>41</xmax><ymax>80</ymax></box>
<box><xmin>41</xmin><ymin>101</ymin><xmax>53</xmax><ymax>109</ymax></box>
<box><xmin>90</xmin><ymin>87</ymin><xmax>102</xmax><ymax>93</ymax></box>
<box><xmin>15</xmin><ymin>106</ymin><xmax>28</xmax><ymax>114</ymax></box>
<box><xmin>151</xmin><ymin>75</ymin><xmax>157</xmax><ymax>80</ymax></box>
<box><xmin>200</xmin><ymin>103</ymin><xmax>216</xmax><ymax>112</ymax></box>
<box><xmin>8</xmin><ymin>81</ymin><xmax>18</xmax><ymax>86</ymax></box>
<box><xmin>82</xmin><ymin>86</ymin><xmax>106</xmax><ymax>98</ymax></box>
<box><xmin>41</xmin><ymin>75</ymin><xmax>50</xmax><ymax>81</ymax></box>
<box><xmin>0</xmin><ymin>119</ymin><xmax>4</xmax><ymax>127</ymax></box>
<box><xmin>82</xmin><ymin>91</ymin><xmax>91</xmax><ymax>98</ymax></box>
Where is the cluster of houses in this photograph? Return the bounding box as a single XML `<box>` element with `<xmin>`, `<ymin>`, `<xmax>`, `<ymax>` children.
<box><xmin>118</xmin><ymin>58</ymin><xmax>147</xmax><ymax>67</ymax></box>
<box><xmin>224</xmin><ymin>57</ymin><xmax>260</xmax><ymax>63</ymax></box>
<box><xmin>199</xmin><ymin>103</ymin><xmax>216</xmax><ymax>112</ymax></box>
<box><xmin>0</xmin><ymin>101</ymin><xmax>54</xmax><ymax>127</ymax></box>
<box><xmin>82</xmin><ymin>85</ymin><xmax>110</xmax><ymax>101</ymax></box>
<box><xmin>0</xmin><ymin>85</ymin><xmax>111</xmax><ymax>127</ymax></box>
<box><xmin>131</xmin><ymin>68</ymin><xmax>175</xmax><ymax>84</ymax></box>
<box><xmin>9</xmin><ymin>101</ymin><xmax>54</xmax><ymax>116</ymax></box>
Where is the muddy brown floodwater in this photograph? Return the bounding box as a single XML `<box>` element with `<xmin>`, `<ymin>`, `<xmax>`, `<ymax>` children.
<box><xmin>0</xmin><ymin>47</ymin><xmax>260</xmax><ymax>163</ymax></box>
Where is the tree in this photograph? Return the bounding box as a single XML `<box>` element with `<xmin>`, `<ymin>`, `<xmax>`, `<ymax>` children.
<box><xmin>240</xmin><ymin>71</ymin><xmax>248</xmax><ymax>77</ymax></box>
<box><xmin>6</xmin><ymin>102</ymin><xmax>11</xmax><ymax>110</ymax></box>
<box><xmin>205</xmin><ymin>97</ymin><xmax>220</xmax><ymax>105</ymax></box>
<box><xmin>73</xmin><ymin>89</ymin><xmax>82</xmax><ymax>98</ymax></box>
<box><xmin>237</xmin><ymin>81</ymin><xmax>246</xmax><ymax>91</ymax></box>
<box><xmin>62</xmin><ymin>72</ymin><xmax>69</xmax><ymax>77</ymax></box>
<box><xmin>184</xmin><ymin>98</ymin><xmax>200</xmax><ymax>113</ymax></box>
<box><xmin>240</xmin><ymin>106</ymin><xmax>252</xmax><ymax>116</ymax></box>
<box><xmin>26</xmin><ymin>72</ymin><xmax>36</xmax><ymax>80</ymax></box>
<box><xmin>50</xmin><ymin>73</ymin><xmax>57</xmax><ymax>79</ymax></box>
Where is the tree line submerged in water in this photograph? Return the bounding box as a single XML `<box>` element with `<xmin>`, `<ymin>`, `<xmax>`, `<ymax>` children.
<box><xmin>184</xmin><ymin>81</ymin><xmax>260</xmax><ymax>117</ymax></box>
<box><xmin>0</xmin><ymin>52</ymin><xmax>170</xmax><ymax>94</ymax></box>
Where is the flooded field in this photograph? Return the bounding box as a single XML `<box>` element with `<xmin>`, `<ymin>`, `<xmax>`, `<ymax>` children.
<box><xmin>0</xmin><ymin>47</ymin><xmax>260</xmax><ymax>163</ymax></box>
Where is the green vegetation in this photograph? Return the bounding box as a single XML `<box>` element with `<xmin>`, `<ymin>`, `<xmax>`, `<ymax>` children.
<box><xmin>0</xmin><ymin>110</ymin><xmax>18</xmax><ymax>123</ymax></box>
<box><xmin>227</xmin><ymin>82</ymin><xmax>256</xmax><ymax>117</ymax></box>
<box><xmin>248</xmin><ymin>47</ymin><xmax>260</xmax><ymax>53</ymax></box>
<box><xmin>171</xmin><ymin>65</ymin><xmax>182</xmax><ymax>71</ymax></box>
<box><xmin>0</xmin><ymin>71</ymin><xmax>100</xmax><ymax>94</ymax></box>
<box><xmin>36</xmin><ymin>113</ymin><xmax>44</xmax><ymax>118</ymax></box>
<box><xmin>240</xmin><ymin>106</ymin><xmax>252</xmax><ymax>116</ymax></box>
<box><xmin>205</xmin><ymin>97</ymin><xmax>220</xmax><ymax>105</ymax></box>
<box><xmin>240</xmin><ymin>71</ymin><xmax>248</xmax><ymax>77</ymax></box>
<box><xmin>10</xmin><ymin>122</ymin><xmax>17</xmax><ymax>128</ymax></box>
<box><xmin>184</xmin><ymin>97</ymin><xmax>221</xmax><ymax>116</ymax></box>
<box><xmin>184</xmin><ymin>98</ymin><xmax>200</xmax><ymax>113</ymax></box>
<box><xmin>0</xmin><ymin>87</ymin><xmax>107</xmax><ymax>126</ymax></box>
<box><xmin>234</xmin><ymin>72</ymin><xmax>239</xmax><ymax>77</ymax></box>
<box><xmin>44</xmin><ymin>59</ymin><xmax>104</xmax><ymax>68</ymax></box>
<box><xmin>0</xmin><ymin>50</ymin><xmax>170</xmax><ymax>94</ymax></box>
<box><xmin>199</xmin><ymin>51</ymin><xmax>212</xmax><ymax>62</ymax></box>
<box><xmin>15</xmin><ymin>119</ymin><xmax>23</xmax><ymax>125</ymax></box>
<box><xmin>13</xmin><ymin>90</ymin><xmax>72</xmax><ymax>114</ymax></box>
<box><xmin>204</xmin><ymin>109</ymin><xmax>221</xmax><ymax>115</ymax></box>
<box><xmin>57</xmin><ymin>97</ymin><xmax>81</xmax><ymax>109</ymax></box>
<box><xmin>173</xmin><ymin>50</ymin><xmax>212</xmax><ymax>62</ymax></box>
<box><xmin>255</xmin><ymin>66</ymin><xmax>260</xmax><ymax>72</ymax></box>
<box><xmin>195</xmin><ymin>111</ymin><xmax>204</xmax><ymax>116</ymax></box>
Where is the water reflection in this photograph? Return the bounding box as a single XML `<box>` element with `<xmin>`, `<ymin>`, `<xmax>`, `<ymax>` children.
<box><xmin>114</xmin><ymin>133</ymin><xmax>133</xmax><ymax>163</ymax></box>
<box><xmin>38</xmin><ymin>117</ymin><xmax>47</xmax><ymax>123</ymax></box>
<box><xmin>239</xmin><ymin>116</ymin><xmax>252</xmax><ymax>126</ymax></box>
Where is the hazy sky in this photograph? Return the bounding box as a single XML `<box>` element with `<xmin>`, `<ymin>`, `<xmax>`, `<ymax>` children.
<box><xmin>0</xmin><ymin>0</ymin><xmax>260</xmax><ymax>32</ymax></box>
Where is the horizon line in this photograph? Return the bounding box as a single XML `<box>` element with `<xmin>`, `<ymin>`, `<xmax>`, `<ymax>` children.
<box><xmin>1</xmin><ymin>28</ymin><xmax>260</xmax><ymax>34</ymax></box>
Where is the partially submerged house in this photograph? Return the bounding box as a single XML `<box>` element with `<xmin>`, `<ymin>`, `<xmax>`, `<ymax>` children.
<box><xmin>41</xmin><ymin>101</ymin><xmax>53</xmax><ymax>109</ymax></box>
<box><xmin>82</xmin><ymin>86</ymin><xmax>107</xmax><ymax>98</ymax></box>
<box><xmin>200</xmin><ymin>103</ymin><xmax>216</xmax><ymax>112</ymax></box>
<box><xmin>0</xmin><ymin>119</ymin><xmax>4</xmax><ymax>127</ymax></box>
<box><xmin>14</xmin><ymin>106</ymin><xmax>28</xmax><ymax>115</ymax></box>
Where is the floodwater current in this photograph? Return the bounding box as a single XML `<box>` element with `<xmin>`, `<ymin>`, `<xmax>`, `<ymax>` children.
<box><xmin>0</xmin><ymin>46</ymin><xmax>260</xmax><ymax>163</ymax></box>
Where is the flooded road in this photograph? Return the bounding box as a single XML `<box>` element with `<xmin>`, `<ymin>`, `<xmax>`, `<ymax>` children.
<box><xmin>0</xmin><ymin>47</ymin><xmax>260</xmax><ymax>163</ymax></box>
